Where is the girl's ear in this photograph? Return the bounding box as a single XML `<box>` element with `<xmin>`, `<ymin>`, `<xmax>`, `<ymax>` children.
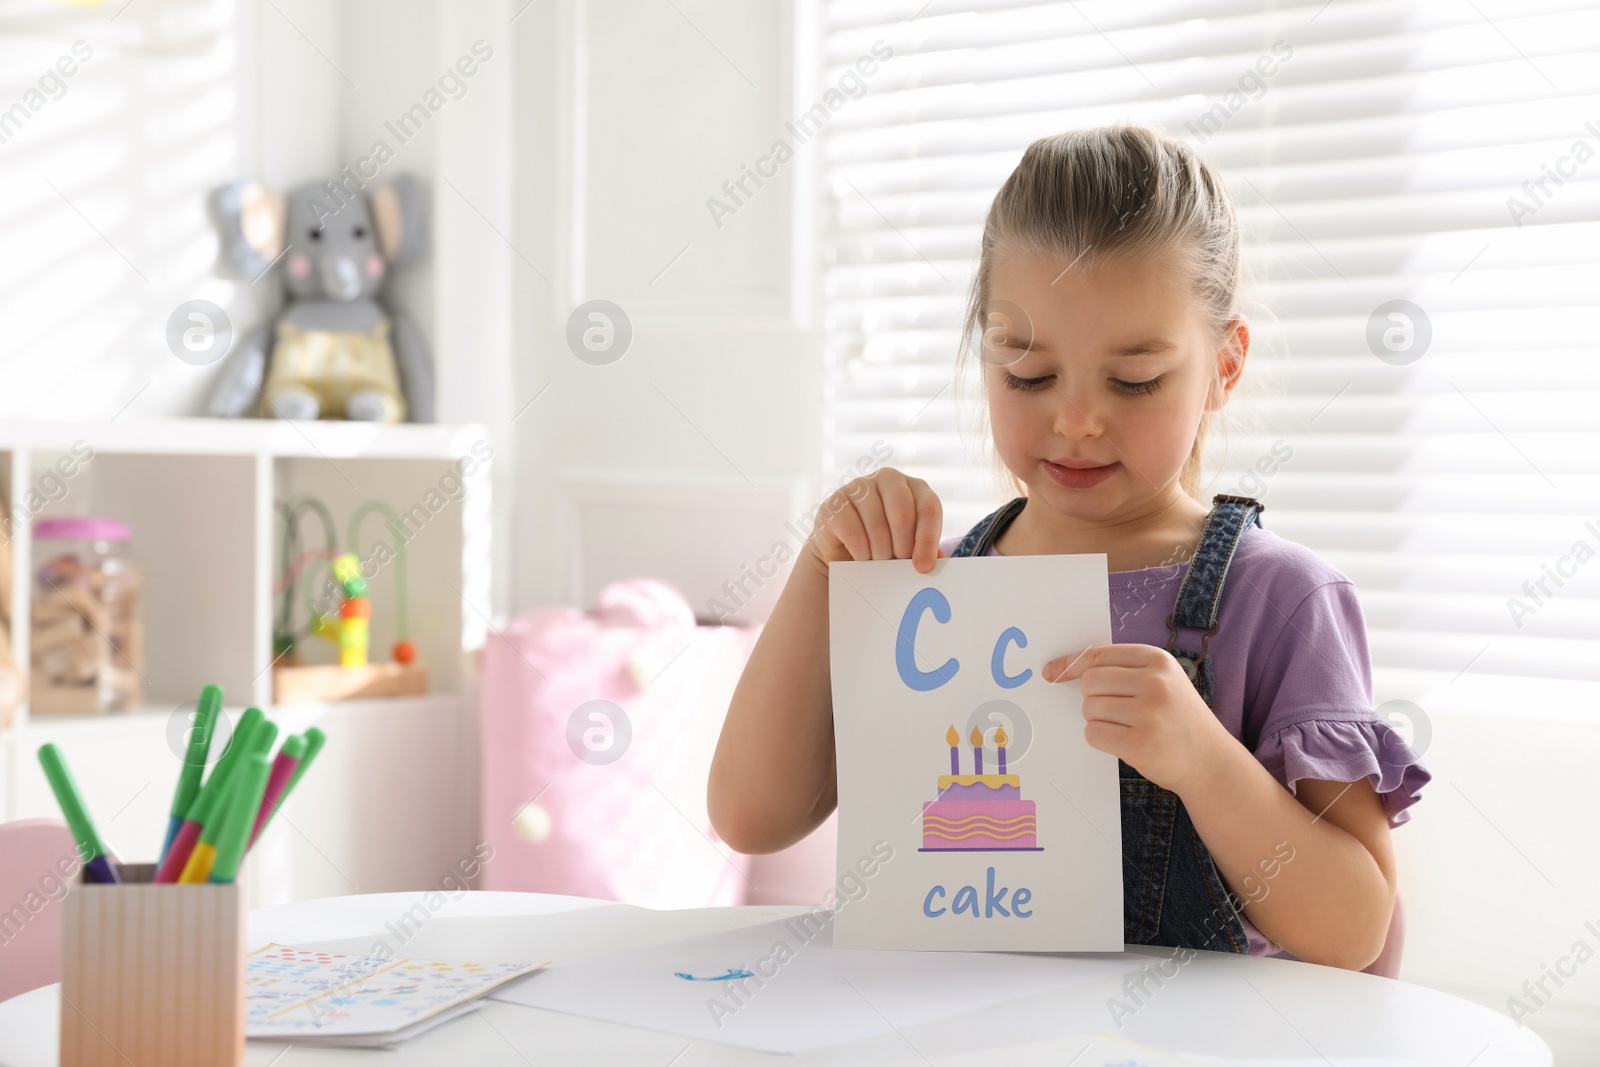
<box><xmin>1208</xmin><ymin>318</ymin><xmax>1249</xmax><ymax>410</ymax></box>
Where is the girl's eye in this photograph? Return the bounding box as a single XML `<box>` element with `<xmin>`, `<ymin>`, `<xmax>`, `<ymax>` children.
<box><xmin>1003</xmin><ymin>372</ymin><xmax>1052</xmax><ymax>392</ymax></box>
<box><xmin>1113</xmin><ymin>376</ymin><xmax>1164</xmax><ymax>396</ymax></box>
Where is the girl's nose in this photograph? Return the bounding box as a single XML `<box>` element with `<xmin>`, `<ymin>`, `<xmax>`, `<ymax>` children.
<box><xmin>1051</xmin><ymin>382</ymin><xmax>1104</xmax><ymax>439</ymax></box>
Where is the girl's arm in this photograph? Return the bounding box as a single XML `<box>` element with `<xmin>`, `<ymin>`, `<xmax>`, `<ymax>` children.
<box><xmin>1049</xmin><ymin>643</ymin><xmax>1397</xmax><ymax>971</ymax></box>
<box><xmin>707</xmin><ymin>554</ymin><xmax>838</xmax><ymax>854</ymax></box>
<box><xmin>708</xmin><ymin>470</ymin><xmax>944</xmax><ymax>855</ymax></box>
<box><xmin>1180</xmin><ymin>739</ymin><xmax>1397</xmax><ymax>970</ymax></box>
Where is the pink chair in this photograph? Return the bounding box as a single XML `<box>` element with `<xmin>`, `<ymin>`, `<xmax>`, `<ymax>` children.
<box><xmin>1361</xmin><ymin>889</ymin><xmax>1405</xmax><ymax>979</ymax></box>
<box><xmin>0</xmin><ymin>818</ymin><xmax>78</xmax><ymax>1003</ymax></box>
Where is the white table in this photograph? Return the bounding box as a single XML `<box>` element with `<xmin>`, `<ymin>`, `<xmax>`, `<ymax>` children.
<box><xmin>0</xmin><ymin>891</ymin><xmax>1550</xmax><ymax>1066</ymax></box>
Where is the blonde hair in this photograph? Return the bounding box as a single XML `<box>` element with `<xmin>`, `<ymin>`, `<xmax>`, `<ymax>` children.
<box><xmin>955</xmin><ymin>124</ymin><xmax>1250</xmax><ymax>501</ymax></box>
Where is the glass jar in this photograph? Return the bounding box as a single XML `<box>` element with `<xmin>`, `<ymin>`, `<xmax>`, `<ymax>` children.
<box><xmin>31</xmin><ymin>517</ymin><xmax>142</xmax><ymax>714</ymax></box>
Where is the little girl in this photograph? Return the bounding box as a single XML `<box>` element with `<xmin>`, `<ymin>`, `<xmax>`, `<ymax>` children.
<box><xmin>708</xmin><ymin>125</ymin><xmax>1431</xmax><ymax>970</ymax></box>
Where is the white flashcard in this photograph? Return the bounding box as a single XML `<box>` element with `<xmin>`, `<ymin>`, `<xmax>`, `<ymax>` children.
<box><xmin>829</xmin><ymin>554</ymin><xmax>1122</xmax><ymax>951</ymax></box>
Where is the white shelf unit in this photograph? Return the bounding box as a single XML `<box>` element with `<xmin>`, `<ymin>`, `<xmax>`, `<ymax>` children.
<box><xmin>0</xmin><ymin>418</ymin><xmax>491</xmax><ymax>905</ymax></box>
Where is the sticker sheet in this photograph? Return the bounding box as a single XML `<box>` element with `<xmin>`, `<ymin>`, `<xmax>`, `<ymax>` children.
<box><xmin>246</xmin><ymin>943</ymin><xmax>547</xmax><ymax>1041</ymax></box>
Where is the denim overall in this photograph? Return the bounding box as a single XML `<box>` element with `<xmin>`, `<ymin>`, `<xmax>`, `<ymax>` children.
<box><xmin>949</xmin><ymin>492</ymin><xmax>1266</xmax><ymax>953</ymax></box>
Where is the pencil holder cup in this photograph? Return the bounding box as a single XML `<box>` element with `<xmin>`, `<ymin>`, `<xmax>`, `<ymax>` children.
<box><xmin>59</xmin><ymin>862</ymin><xmax>245</xmax><ymax>1067</ymax></box>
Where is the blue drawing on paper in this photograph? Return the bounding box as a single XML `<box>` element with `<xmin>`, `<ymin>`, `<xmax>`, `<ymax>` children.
<box><xmin>674</xmin><ymin>968</ymin><xmax>754</xmax><ymax>982</ymax></box>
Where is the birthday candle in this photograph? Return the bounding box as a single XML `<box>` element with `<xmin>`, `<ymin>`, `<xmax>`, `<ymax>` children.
<box><xmin>970</xmin><ymin>726</ymin><xmax>984</xmax><ymax>775</ymax></box>
<box><xmin>996</xmin><ymin>725</ymin><xmax>1009</xmax><ymax>774</ymax></box>
<box><xmin>946</xmin><ymin>725</ymin><xmax>959</xmax><ymax>775</ymax></box>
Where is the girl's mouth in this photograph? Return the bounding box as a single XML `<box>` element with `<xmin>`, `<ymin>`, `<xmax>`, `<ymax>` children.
<box><xmin>1044</xmin><ymin>459</ymin><xmax>1118</xmax><ymax>489</ymax></box>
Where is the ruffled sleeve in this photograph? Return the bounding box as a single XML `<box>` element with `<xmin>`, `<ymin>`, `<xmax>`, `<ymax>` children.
<box><xmin>1245</xmin><ymin>578</ymin><xmax>1432</xmax><ymax>828</ymax></box>
<box><xmin>1254</xmin><ymin>717</ymin><xmax>1432</xmax><ymax>828</ymax></box>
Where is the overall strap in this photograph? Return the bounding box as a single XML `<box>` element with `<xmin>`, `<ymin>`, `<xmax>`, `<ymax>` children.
<box><xmin>948</xmin><ymin>496</ymin><xmax>1027</xmax><ymax>559</ymax></box>
<box><xmin>1163</xmin><ymin>493</ymin><xmax>1266</xmax><ymax>689</ymax></box>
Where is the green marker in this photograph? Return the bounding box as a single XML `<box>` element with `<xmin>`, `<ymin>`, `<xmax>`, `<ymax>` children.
<box><xmin>242</xmin><ymin>717</ymin><xmax>280</xmax><ymax>777</ymax></box>
<box><xmin>154</xmin><ymin>707</ymin><xmax>269</xmax><ymax>882</ymax></box>
<box><xmin>160</xmin><ymin>685</ymin><xmax>222</xmax><ymax>864</ymax></box>
<box><xmin>196</xmin><ymin>708</ymin><xmax>266</xmax><ymax>821</ymax></box>
<box><xmin>37</xmin><ymin>744</ymin><xmax>119</xmax><ymax>884</ymax></box>
<box><xmin>286</xmin><ymin>728</ymin><xmax>325</xmax><ymax>795</ymax></box>
<box><xmin>176</xmin><ymin>718</ymin><xmax>277</xmax><ymax>883</ymax></box>
<box><xmin>209</xmin><ymin>754</ymin><xmax>273</xmax><ymax>885</ymax></box>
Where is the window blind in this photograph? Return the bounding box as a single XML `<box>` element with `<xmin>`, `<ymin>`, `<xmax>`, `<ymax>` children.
<box><xmin>817</xmin><ymin>0</ymin><xmax>1600</xmax><ymax>717</ymax></box>
<box><xmin>0</xmin><ymin>0</ymin><xmax>244</xmax><ymax>419</ymax></box>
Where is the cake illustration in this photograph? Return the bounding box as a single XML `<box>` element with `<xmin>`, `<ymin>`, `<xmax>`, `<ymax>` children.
<box><xmin>918</xmin><ymin>725</ymin><xmax>1042</xmax><ymax>852</ymax></box>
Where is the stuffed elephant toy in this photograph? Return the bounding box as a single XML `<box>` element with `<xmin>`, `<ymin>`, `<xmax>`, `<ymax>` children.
<box><xmin>205</xmin><ymin>174</ymin><xmax>435</xmax><ymax>422</ymax></box>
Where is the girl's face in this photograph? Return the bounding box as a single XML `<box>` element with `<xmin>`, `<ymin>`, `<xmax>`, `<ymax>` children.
<box><xmin>982</xmin><ymin>248</ymin><xmax>1245</xmax><ymax>523</ymax></box>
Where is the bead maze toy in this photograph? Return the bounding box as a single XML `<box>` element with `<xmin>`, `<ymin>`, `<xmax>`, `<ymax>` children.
<box><xmin>307</xmin><ymin>553</ymin><xmax>369</xmax><ymax>666</ymax></box>
<box><xmin>269</xmin><ymin>495</ymin><xmax>427</xmax><ymax>704</ymax></box>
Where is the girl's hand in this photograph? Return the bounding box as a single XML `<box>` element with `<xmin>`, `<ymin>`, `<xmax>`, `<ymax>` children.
<box><xmin>805</xmin><ymin>467</ymin><xmax>945</xmax><ymax>579</ymax></box>
<box><xmin>1044</xmin><ymin>643</ymin><xmax>1231</xmax><ymax>796</ymax></box>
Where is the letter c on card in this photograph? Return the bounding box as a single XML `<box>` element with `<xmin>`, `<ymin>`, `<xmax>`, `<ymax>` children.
<box><xmin>991</xmin><ymin>626</ymin><xmax>1031</xmax><ymax>688</ymax></box>
<box><xmin>897</xmin><ymin>587</ymin><xmax>959</xmax><ymax>691</ymax></box>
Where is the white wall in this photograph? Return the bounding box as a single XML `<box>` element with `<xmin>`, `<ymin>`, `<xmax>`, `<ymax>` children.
<box><xmin>509</xmin><ymin>0</ymin><xmax>826</xmax><ymax>624</ymax></box>
<box><xmin>335</xmin><ymin>0</ymin><xmax>518</xmax><ymax>626</ymax></box>
<box><xmin>1391</xmin><ymin>711</ymin><xmax>1600</xmax><ymax>1059</ymax></box>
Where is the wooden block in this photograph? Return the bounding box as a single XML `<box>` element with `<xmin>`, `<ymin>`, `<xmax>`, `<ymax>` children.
<box><xmin>68</xmin><ymin>634</ymin><xmax>107</xmax><ymax>682</ymax></box>
<box><xmin>272</xmin><ymin>661</ymin><xmax>429</xmax><ymax>704</ymax></box>
<box><xmin>32</xmin><ymin>595</ymin><xmax>77</xmax><ymax>624</ymax></box>
<box><xmin>60</xmin><ymin>863</ymin><xmax>245</xmax><ymax>1067</ymax></box>
<box><xmin>32</xmin><ymin>645</ymin><xmax>72</xmax><ymax>683</ymax></box>
<box><xmin>35</xmin><ymin>581</ymin><xmax>110</xmax><ymax>634</ymax></box>
<box><xmin>30</xmin><ymin>684</ymin><xmax>110</xmax><ymax>716</ymax></box>
<box><xmin>112</xmin><ymin>567</ymin><xmax>142</xmax><ymax>597</ymax></box>
<box><xmin>31</xmin><ymin>612</ymin><xmax>84</xmax><ymax>655</ymax></box>
<box><xmin>113</xmin><ymin>619</ymin><xmax>143</xmax><ymax>672</ymax></box>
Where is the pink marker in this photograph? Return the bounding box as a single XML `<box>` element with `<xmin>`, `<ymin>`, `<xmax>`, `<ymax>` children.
<box><xmin>249</xmin><ymin>733</ymin><xmax>307</xmax><ymax>848</ymax></box>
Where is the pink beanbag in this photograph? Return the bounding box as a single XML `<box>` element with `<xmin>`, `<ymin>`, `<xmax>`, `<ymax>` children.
<box><xmin>481</xmin><ymin>578</ymin><xmax>760</xmax><ymax>908</ymax></box>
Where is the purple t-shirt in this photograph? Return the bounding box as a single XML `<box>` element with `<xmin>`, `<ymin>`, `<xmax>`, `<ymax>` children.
<box><xmin>938</xmin><ymin>521</ymin><xmax>1431</xmax><ymax>959</ymax></box>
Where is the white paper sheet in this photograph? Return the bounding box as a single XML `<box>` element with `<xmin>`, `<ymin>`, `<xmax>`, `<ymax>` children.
<box><xmin>941</xmin><ymin>1034</ymin><xmax>1427</xmax><ymax>1067</ymax></box>
<box><xmin>490</xmin><ymin>911</ymin><xmax>1144</xmax><ymax>1055</ymax></box>
<box><xmin>828</xmin><ymin>554</ymin><xmax>1121</xmax><ymax>951</ymax></box>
